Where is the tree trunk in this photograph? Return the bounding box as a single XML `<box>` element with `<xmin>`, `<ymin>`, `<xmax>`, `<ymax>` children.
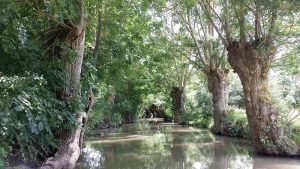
<box><xmin>171</xmin><ymin>86</ymin><xmax>185</xmax><ymax>124</ymax></box>
<box><xmin>227</xmin><ymin>39</ymin><xmax>298</xmax><ymax>156</ymax></box>
<box><xmin>206</xmin><ymin>69</ymin><xmax>228</xmax><ymax>135</ymax></box>
<box><xmin>41</xmin><ymin>10</ymin><xmax>93</xmax><ymax>168</ymax></box>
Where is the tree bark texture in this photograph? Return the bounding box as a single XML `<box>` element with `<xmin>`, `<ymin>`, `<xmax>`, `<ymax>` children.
<box><xmin>206</xmin><ymin>69</ymin><xmax>229</xmax><ymax>135</ymax></box>
<box><xmin>227</xmin><ymin>39</ymin><xmax>299</xmax><ymax>156</ymax></box>
<box><xmin>171</xmin><ymin>87</ymin><xmax>185</xmax><ymax>124</ymax></box>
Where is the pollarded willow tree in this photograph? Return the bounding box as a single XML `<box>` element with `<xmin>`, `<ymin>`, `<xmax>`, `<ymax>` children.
<box><xmin>167</xmin><ymin>49</ymin><xmax>192</xmax><ymax>124</ymax></box>
<box><xmin>36</xmin><ymin>0</ymin><xmax>94</xmax><ymax>168</ymax></box>
<box><xmin>199</xmin><ymin>0</ymin><xmax>300</xmax><ymax>155</ymax></box>
<box><xmin>169</xmin><ymin>55</ymin><xmax>192</xmax><ymax>124</ymax></box>
<box><xmin>170</xmin><ymin>0</ymin><xmax>229</xmax><ymax>134</ymax></box>
<box><xmin>0</xmin><ymin>0</ymin><xmax>100</xmax><ymax>167</ymax></box>
<box><xmin>149</xmin><ymin>7</ymin><xmax>195</xmax><ymax>124</ymax></box>
<box><xmin>150</xmin><ymin>51</ymin><xmax>192</xmax><ymax>123</ymax></box>
<box><xmin>148</xmin><ymin>39</ymin><xmax>193</xmax><ymax>123</ymax></box>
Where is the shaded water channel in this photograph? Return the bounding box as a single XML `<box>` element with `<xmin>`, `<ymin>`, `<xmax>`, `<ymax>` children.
<box><xmin>76</xmin><ymin>123</ymin><xmax>300</xmax><ymax>169</ymax></box>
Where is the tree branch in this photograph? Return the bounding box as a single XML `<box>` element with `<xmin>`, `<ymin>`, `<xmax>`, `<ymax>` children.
<box><xmin>175</xmin><ymin>8</ymin><xmax>208</xmax><ymax>67</ymax></box>
<box><xmin>198</xmin><ymin>0</ymin><xmax>229</xmax><ymax>47</ymax></box>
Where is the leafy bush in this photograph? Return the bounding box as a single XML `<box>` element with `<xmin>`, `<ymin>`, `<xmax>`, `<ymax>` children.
<box><xmin>224</xmin><ymin>108</ymin><xmax>249</xmax><ymax>138</ymax></box>
<box><xmin>86</xmin><ymin>82</ymin><xmax>124</xmax><ymax>129</ymax></box>
<box><xmin>0</xmin><ymin>73</ymin><xmax>78</xmax><ymax>165</ymax></box>
<box><xmin>183</xmin><ymin>86</ymin><xmax>213</xmax><ymax>128</ymax></box>
<box><xmin>197</xmin><ymin>118</ymin><xmax>213</xmax><ymax>128</ymax></box>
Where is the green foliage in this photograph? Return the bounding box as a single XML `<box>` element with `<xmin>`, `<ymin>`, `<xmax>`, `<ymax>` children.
<box><xmin>228</xmin><ymin>73</ymin><xmax>245</xmax><ymax>108</ymax></box>
<box><xmin>224</xmin><ymin>108</ymin><xmax>249</xmax><ymax>138</ymax></box>
<box><xmin>83</xmin><ymin>0</ymin><xmax>168</xmax><ymax>127</ymax></box>
<box><xmin>183</xmin><ymin>83</ymin><xmax>213</xmax><ymax>128</ymax></box>
<box><xmin>0</xmin><ymin>73</ymin><xmax>78</xmax><ymax>163</ymax></box>
<box><xmin>268</xmin><ymin>70</ymin><xmax>300</xmax><ymax>126</ymax></box>
<box><xmin>1</xmin><ymin>0</ymin><xmax>300</xmax><ymax>165</ymax></box>
<box><xmin>290</xmin><ymin>122</ymin><xmax>300</xmax><ymax>145</ymax></box>
<box><xmin>195</xmin><ymin>87</ymin><xmax>214</xmax><ymax>119</ymax></box>
<box><xmin>0</xmin><ymin>0</ymin><xmax>91</xmax><ymax>166</ymax></box>
<box><xmin>0</xmin><ymin>146</ymin><xmax>10</xmax><ymax>168</ymax></box>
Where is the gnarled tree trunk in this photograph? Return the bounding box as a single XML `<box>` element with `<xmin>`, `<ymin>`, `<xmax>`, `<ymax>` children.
<box><xmin>227</xmin><ymin>39</ymin><xmax>298</xmax><ymax>156</ymax></box>
<box><xmin>171</xmin><ymin>86</ymin><xmax>185</xmax><ymax>124</ymax></box>
<box><xmin>206</xmin><ymin>69</ymin><xmax>228</xmax><ymax>135</ymax></box>
<box><xmin>40</xmin><ymin>9</ymin><xmax>93</xmax><ymax>168</ymax></box>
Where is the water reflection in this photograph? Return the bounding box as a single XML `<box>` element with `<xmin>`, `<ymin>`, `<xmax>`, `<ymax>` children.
<box><xmin>81</xmin><ymin>147</ymin><xmax>103</xmax><ymax>167</ymax></box>
<box><xmin>76</xmin><ymin>124</ymin><xmax>300</xmax><ymax>169</ymax></box>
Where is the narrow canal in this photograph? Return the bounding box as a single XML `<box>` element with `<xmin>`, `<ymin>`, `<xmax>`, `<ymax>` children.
<box><xmin>76</xmin><ymin>123</ymin><xmax>300</xmax><ymax>169</ymax></box>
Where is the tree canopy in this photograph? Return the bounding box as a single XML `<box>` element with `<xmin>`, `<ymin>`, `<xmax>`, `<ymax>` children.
<box><xmin>0</xmin><ymin>0</ymin><xmax>300</xmax><ymax>167</ymax></box>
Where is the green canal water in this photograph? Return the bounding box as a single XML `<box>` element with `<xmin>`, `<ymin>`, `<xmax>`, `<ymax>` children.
<box><xmin>76</xmin><ymin>123</ymin><xmax>300</xmax><ymax>169</ymax></box>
